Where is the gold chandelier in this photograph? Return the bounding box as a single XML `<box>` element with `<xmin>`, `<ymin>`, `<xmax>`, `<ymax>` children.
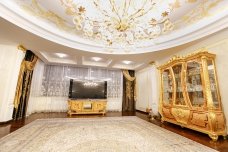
<box><xmin>61</xmin><ymin>0</ymin><xmax>175</xmax><ymax>48</ymax></box>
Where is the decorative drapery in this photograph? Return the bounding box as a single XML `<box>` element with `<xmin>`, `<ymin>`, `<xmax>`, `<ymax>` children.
<box><xmin>40</xmin><ymin>65</ymin><xmax>122</xmax><ymax>98</ymax></box>
<box><xmin>122</xmin><ymin>70</ymin><xmax>136</xmax><ymax>112</ymax></box>
<box><xmin>13</xmin><ymin>50</ymin><xmax>38</xmax><ymax>120</ymax></box>
<box><xmin>123</xmin><ymin>70</ymin><xmax>136</xmax><ymax>81</ymax></box>
<box><xmin>26</xmin><ymin>63</ymin><xmax>123</xmax><ymax>115</ymax></box>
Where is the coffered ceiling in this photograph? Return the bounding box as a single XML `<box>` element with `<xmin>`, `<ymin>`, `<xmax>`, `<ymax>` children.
<box><xmin>0</xmin><ymin>0</ymin><xmax>227</xmax><ymax>70</ymax></box>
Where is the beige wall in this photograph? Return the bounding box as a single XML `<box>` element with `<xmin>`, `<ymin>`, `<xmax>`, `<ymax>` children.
<box><xmin>155</xmin><ymin>29</ymin><xmax>228</xmax><ymax>131</ymax></box>
<box><xmin>0</xmin><ymin>44</ymin><xmax>24</xmax><ymax>122</ymax></box>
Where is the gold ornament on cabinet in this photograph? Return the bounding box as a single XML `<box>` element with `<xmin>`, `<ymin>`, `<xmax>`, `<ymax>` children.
<box><xmin>158</xmin><ymin>50</ymin><xmax>227</xmax><ymax>141</ymax></box>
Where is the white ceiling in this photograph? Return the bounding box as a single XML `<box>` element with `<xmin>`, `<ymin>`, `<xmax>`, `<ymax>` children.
<box><xmin>0</xmin><ymin>0</ymin><xmax>228</xmax><ymax>70</ymax></box>
<box><xmin>0</xmin><ymin>0</ymin><xmax>227</xmax><ymax>54</ymax></box>
<box><xmin>1</xmin><ymin>17</ymin><xmax>227</xmax><ymax>71</ymax></box>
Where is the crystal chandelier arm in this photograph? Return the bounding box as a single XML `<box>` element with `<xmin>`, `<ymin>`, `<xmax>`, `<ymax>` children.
<box><xmin>123</xmin><ymin>0</ymin><xmax>128</xmax><ymax>17</ymax></box>
<box><xmin>129</xmin><ymin>1</ymin><xmax>169</xmax><ymax>24</ymax></box>
<box><xmin>127</xmin><ymin>0</ymin><xmax>157</xmax><ymax>21</ymax></box>
<box><xmin>123</xmin><ymin>0</ymin><xmax>132</xmax><ymax>15</ymax></box>
<box><xmin>93</xmin><ymin>0</ymin><xmax>111</xmax><ymax>18</ymax></box>
<box><xmin>62</xmin><ymin>0</ymin><xmax>175</xmax><ymax>47</ymax></box>
<box><xmin>109</xmin><ymin>0</ymin><xmax>121</xmax><ymax>21</ymax></box>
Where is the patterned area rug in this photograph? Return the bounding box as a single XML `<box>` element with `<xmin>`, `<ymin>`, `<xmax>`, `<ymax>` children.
<box><xmin>0</xmin><ymin>117</ymin><xmax>217</xmax><ymax>152</ymax></box>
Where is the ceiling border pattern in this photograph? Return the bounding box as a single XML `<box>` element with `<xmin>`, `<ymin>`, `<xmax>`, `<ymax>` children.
<box><xmin>0</xmin><ymin>0</ymin><xmax>227</xmax><ymax>54</ymax></box>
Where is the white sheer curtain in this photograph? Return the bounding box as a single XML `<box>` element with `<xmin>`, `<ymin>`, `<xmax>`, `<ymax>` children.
<box><xmin>27</xmin><ymin>60</ymin><xmax>123</xmax><ymax>116</ymax></box>
<box><xmin>136</xmin><ymin>65</ymin><xmax>159</xmax><ymax>114</ymax></box>
<box><xmin>40</xmin><ymin>65</ymin><xmax>122</xmax><ymax>98</ymax></box>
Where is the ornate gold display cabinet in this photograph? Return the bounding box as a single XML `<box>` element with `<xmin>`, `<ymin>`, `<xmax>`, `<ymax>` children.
<box><xmin>158</xmin><ymin>50</ymin><xmax>227</xmax><ymax>141</ymax></box>
<box><xmin>68</xmin><ymin>99</ymin><xmax>107</xmax><ymax>116</ymax></box>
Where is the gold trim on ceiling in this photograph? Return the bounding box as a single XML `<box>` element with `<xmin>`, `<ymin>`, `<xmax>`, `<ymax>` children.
<box><xmin>21</xmin><ymin>0</ymin><xmax>75</xmax><ymax>32</ymax></box>
<box><xmin>181</xmin><ymin>0</ymin><xmax>223</xmax><ymax>24</ymax></box>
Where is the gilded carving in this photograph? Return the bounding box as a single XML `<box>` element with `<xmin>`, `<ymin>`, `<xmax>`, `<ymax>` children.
<box><xmin>190</xmin><ymin>113</ymin><xmax>208</xmax><ymax>128</ymax></box>
<box><xmin>178</xmin><ymin>0</ymin><xmax>224</xmax><ymax>25</ymax></box>
<box><xmin>162</xmin><ymin>108</ymin><xmax>174</xmax><ymax>119</ymax></box>
<box><xmin>158</xmin><ymin>50</ymin><xmax>227</xmax><ymax>141</ymax></box>
<box><xmin>216</xmin><ymin>114</ymin><xmax>225</xmax><ymax>131</ymax></box>
<box><xmin>21</xmin><ymin>0</ymin><xmax>75</xmax><ymax>32</ymax></box>
<box><xmin>68</xmin><ymin>99</ymin><xmax>107</xmax><ymax>116</ymax></box>
<box><xmin>172</xmin><ymin>108</ymin><xmax>190</xmax><ymax>125</ymax></box>
<box><xmin>17</xmin><ymin>0</ymin><xmax>225</xmax><ymax>44</ymax></box>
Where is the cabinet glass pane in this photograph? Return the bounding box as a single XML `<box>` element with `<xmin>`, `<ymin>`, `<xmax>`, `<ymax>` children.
<box><xmin>173</xmin><ymin>64</ymin><xmax>185</xmax><ymax>105</ymax></box>
<box><xmin>207</xmin><ymin>60</ymin><xmax>219</xmax><ymax>108</ymax></box>
<box><xmin>186</xmin><ymin>61</ymin><xmax>204</xmax><ymax>107</ymax></box>
<box><xmin>162</xmin><ymin>69</ymin><xmax>173</xmax><ymax>105</ymax></box>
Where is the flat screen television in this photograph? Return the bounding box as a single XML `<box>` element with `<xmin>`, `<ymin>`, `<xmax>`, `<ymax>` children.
<box><xmin>69</xmin><ymin>79</ymin><xmax>107</xmax><ymax>99</ymax></box>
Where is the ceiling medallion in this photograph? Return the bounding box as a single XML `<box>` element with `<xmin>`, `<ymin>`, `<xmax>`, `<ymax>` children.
<box><xmin>61</xmin><ymin>0</ymin><xmax>175</xmax><ymax>50</ymax></box>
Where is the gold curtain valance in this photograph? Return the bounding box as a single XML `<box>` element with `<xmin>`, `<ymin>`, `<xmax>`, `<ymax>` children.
<box><xmin>122</xmin><ymin>70</ymin><xmax>136</xmax><ymax>81</ymax></box>
<box><xmin>24</xmin><ymin>56</ymin><xmax>38</xmax><ymax>71</ymax></box>
<box><xmin>14</xmin><ymin>55</ymin><xmax>38</xmax><ymax>109</ymax></box>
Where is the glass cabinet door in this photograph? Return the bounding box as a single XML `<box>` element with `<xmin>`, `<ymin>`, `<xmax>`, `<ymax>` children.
<box><xmin>186</xmin><ymin>61</ymin><xmax>204</xmax><ymax>107</ymax></box>
<box><xmin>162</xmin><ymin>69</ymin><xmax>173</xmax><ymax>105</ymax></box>
<box><xmin>172</xmin><ymin>64</ymin><xmax>185</xmax><ymax>105</ymax></box>
<box><xmin>207</xmin><ymin>60</ymin><xmax>219</xmax><ymax>108</ymax></box>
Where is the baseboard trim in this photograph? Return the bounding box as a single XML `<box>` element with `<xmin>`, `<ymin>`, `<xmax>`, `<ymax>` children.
<box><xmin>0</xmin><ymin>119</ymin><xmax>13</xmax><ymax>125</ymax></box>
<box><xmin>136</xmin><ymin>109</ymin><xmax>149</xmax><ymax>114</ymax></box>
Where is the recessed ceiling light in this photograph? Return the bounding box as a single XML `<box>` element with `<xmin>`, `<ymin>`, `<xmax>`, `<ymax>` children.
<box><xmin>91</xmin><ymin>57</ymin><xmax>102</xmax><ymax>62</ymax></box>
<box><xmin>55</xmin><ymin>53</ymin><xmax>67</xmax><ymax>58</ymax></box>
<box><xmin>122</xmin><ymin>60</ymin><xmax>133</xmax><ymax>65</ymax></box>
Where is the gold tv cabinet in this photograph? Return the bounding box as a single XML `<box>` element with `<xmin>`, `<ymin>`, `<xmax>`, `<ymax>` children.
<box><xmin>158</xmin><ymin>50</ymin><xmax>226</xmax><ymax>141</ymax></box>
<box><xmin>68</xmin><ymin>99</ymin><xmax>107</xmax><ymax>116</ymax></box>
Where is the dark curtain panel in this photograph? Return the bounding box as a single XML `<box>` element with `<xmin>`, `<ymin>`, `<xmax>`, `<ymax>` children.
<box><xmin>13</xmin><ymin>50</ymin><xmax>38</xmax><ymax>120</ymax></box>
<box><xmin>122</xmin><ymin>70</ymin><xmax>135</xmax><ymax>112</ymax></box>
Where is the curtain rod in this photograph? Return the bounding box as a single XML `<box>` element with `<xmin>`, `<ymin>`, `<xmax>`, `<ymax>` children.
<box><xmin>17</xmin><ymin>45</ymin><xmax>27</xmax><ymax>52</ymax></box>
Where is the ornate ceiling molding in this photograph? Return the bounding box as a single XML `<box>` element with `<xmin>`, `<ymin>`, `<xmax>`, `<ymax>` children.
<box><xmin>0</xmin><ymin>0</ymin><xmax>227</xmax><ymax>54</ymax></box>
